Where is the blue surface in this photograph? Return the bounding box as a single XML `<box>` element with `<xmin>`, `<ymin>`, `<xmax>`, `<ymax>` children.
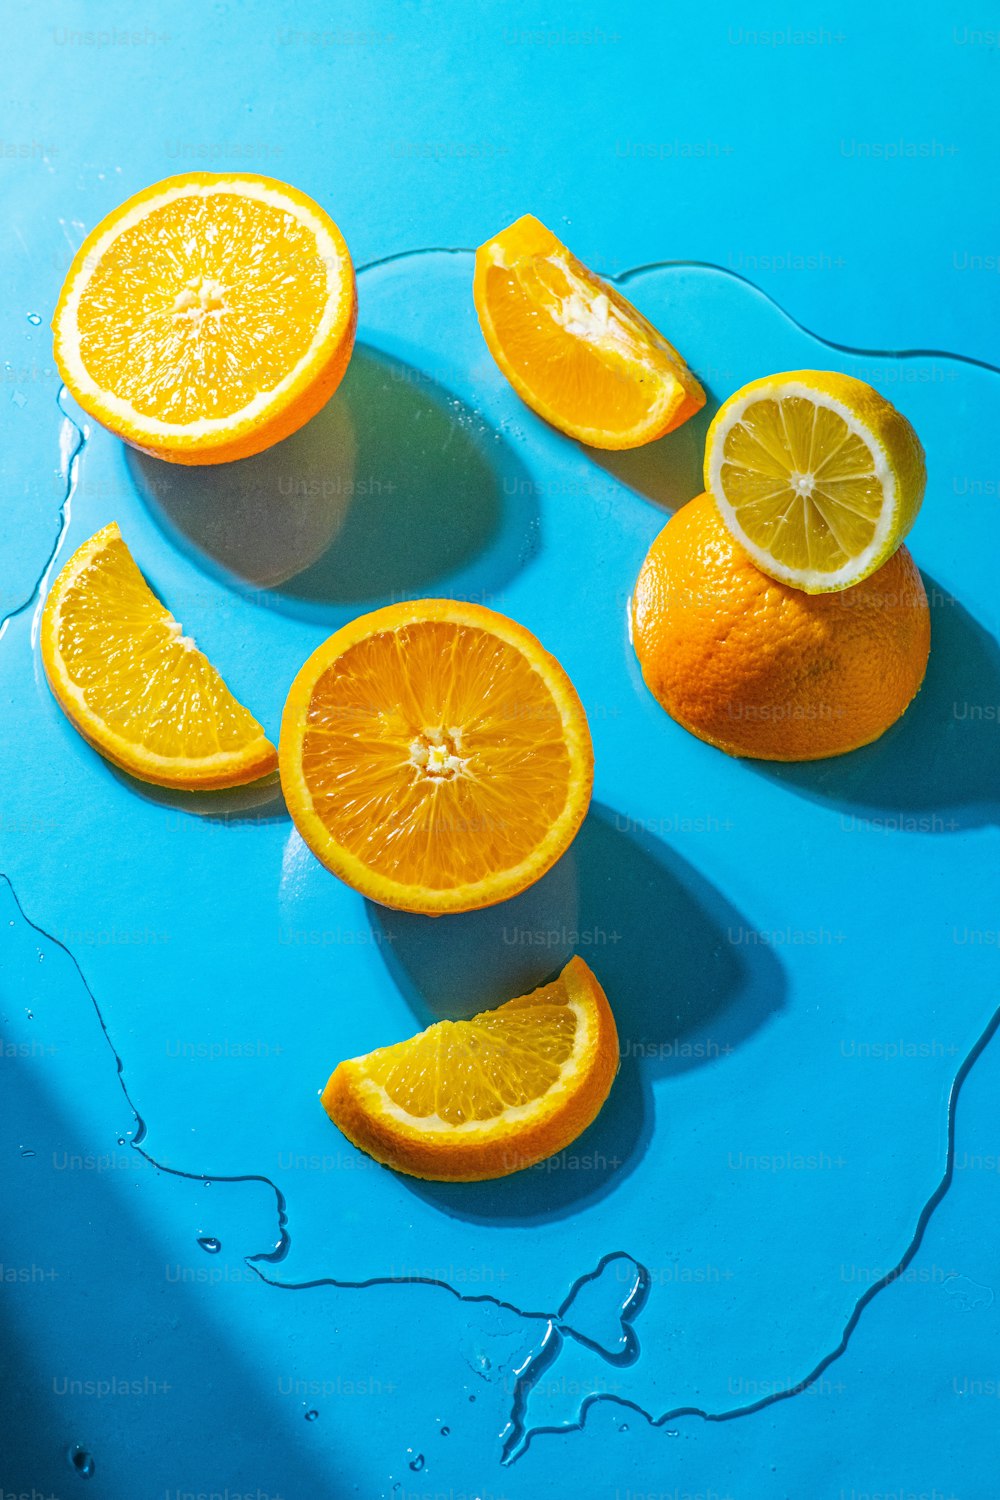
<box><xmin>2</xmin><ymin>6</ymin><xmax>998</xmax><ymax>1498</ymax></box>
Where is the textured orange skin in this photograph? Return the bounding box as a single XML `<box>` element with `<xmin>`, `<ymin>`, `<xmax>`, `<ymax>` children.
<box><xmin>633</xmin><ymin>493</ymin><xmax>931</xmax><ymax>762</ymax></box>
<box><xmin>322</xmin><ymin>957</ymin><xmax>620</xmax><ymax>1182</ymax></box>
<box><xmin>52</xmin><ymin>172</ymin><xmax>358</xmax><ymax>466</ymax></box>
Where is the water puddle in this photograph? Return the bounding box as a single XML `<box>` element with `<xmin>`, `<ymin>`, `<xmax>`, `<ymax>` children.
<box><xmin>2</xmin><ymin>254</ymin><xmax>999</xmax><ymax>1466</ymax></box>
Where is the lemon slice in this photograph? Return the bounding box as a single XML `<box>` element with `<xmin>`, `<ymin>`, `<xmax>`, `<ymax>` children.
<box><xmin>704</xmin><ymin>370</ymin><xmax>926</xmax><ymax>592</ymax></box>
<box><xmin>42</xmin><ymin>523</ymin><xmax>277</xmax><ymax>789</ymax></box>
<box><xmin>322</xmin><ymin>956</ymin><xmax>619</xmax><ymax>1181</ymax></box>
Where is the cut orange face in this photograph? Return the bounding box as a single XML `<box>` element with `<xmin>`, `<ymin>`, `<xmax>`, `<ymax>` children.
<box><xmin>41</xmin><ymin>523</ymin><xmax>277</xmax><ymax>789</ymax></box>
<box><xmin>323</xmin><ymin>956</ymin><xmax>619</xmax><ymax>1181</ymax></box>
<box><xmin>279</xmin><ymin>600</ymin><xmax>593</xmax><ymax>914</ymax></box>
<box><xmin>53</xmin><ymin>173</ymin><xmax>357</xmax><ymax>465</ymax></box>
<box><xmin>474</xmin><ymin>214</ymin><xmax>705</xmax><ymax>449</ymax></box>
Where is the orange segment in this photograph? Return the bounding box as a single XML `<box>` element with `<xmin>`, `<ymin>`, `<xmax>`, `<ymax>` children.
<box><xmin>41</xmin><ymin>523</ymin><xmax>277</xmax><ymax>789</ymax></box>
<box><xmin>279</xmin><ymin>600</ymin><xmax>593</xmax><ymax>913</ymax></box>
<box><xmin>53</xmin><ymin>173</ymin><xmax>357</xmax><ymax>464</ymax></box>
<box><xmin>322</xmin><ymin>956</ymin><xmax>619</xmax><ymax>1181</ymax></box>
<box><xmin>474</xmin><ymin>214</ymin><xmax>705</xmax><ymax>450</ymax></box>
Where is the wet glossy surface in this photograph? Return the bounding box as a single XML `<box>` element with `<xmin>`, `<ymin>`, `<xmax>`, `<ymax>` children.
<box><xmin>3</xmin><ymin>7</ymin><xmax>999</xmax><ymax>1498</ymax></box>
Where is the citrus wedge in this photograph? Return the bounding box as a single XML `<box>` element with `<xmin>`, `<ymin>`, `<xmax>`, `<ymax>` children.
<box><xmin>474</xmin><ymin>214</ymin><xmax>705</xmax><ymax>450</ymax></box>
<box><xmin>323</xmin><ymin>956</ymin><xmax>619</xmax><ymax>1181</ymax></box>
<box><xmin>53</xmin><ymin>172</ymin><xmax>357</xmax><ymax>464</ymax></box>
<box><xmin>279</xmin><ymin>600</ymin><xmax>593</xmax><ymax>914</ymax></box>
<box><xmin>41</xmin><ymin>523</ymin><xmax>277</xmax><ymax>789</ymax></box>
<box><xmin>704</xmin><ymin>370</ymin><xmax>926</xmax><ymax>593</ymax></box>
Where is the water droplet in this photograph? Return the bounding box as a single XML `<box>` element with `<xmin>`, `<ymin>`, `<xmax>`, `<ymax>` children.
<box><xmin>304</xmin><ymin>1409</ymin><xmax>318</xmax><ymax>1422</ymax></box>
<box><xmin>27</xmin><ymin>313</ymin><xmax>42</xmax><ymax>325</ymax></box>
<box><xmin>440</xmin><ymin>1426</ymin><xmax>450</xmax><ymax>1437</ymax></box>
<box><xmin>620</xmin><ymin>1422</ymin><xmax>629</xmax><ymax>1432</ymax></box>
<box><xmin>20</xmin><ymin>1148</ymin><xmax>35</xmax><ymax>1159</ymax></box>
<box><xmin>468</xmin><ymin>1394</ymin><xmax>476</xmax><ymax>1403</ymax></box>
<box><xmin>203</xmin><ymin>1180</ymin><xmax>211</xmax><ymax>1187</ymax></box>
<box><xmin>197</xmin><ymin>1236</ymin><xmax>221</xmax><ymax>1254</ymax></box>
<box><xmin>408</xmin><ymin>1454</ymin><xmax>425</xmax><ymax>1472</ymax></box>
<box><xmin>117</xmin><ymin>1138</ymin><xmax>125</xmax><ymax>1147</ymax></box>
<box><xmin>25</xmin><ymin>1008</ymin><xmax>33</xmax><ymax>1020</ymax></box>
<box><xmin>67</xmin><ymin>1445</ymin><xmax>95</xmax><ymax>1478</ymax></box>
<box><xmin>37</xmin><ymin>953</ymin><xmax>44</xmax><ymax>962</ymax></box>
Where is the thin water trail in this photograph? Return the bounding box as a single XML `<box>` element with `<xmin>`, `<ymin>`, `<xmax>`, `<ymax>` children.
<box><xmin>0</xmin><ymin>386</ymin><xmax>86</xmax><ymax>651</ymax></box>
<box><xmin>509</xmin><ymin>1002</ymin><xmax>1000</xmax><ymax>1462</ymax></box>
<box><xmin>0</xmin><ymin>874</ymin><xmax>292</xmax><ymax>1264</ymax></box>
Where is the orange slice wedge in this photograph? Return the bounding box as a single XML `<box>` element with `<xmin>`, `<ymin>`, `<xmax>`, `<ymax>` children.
<box><xmin>322</xmin><ymin>956</ymin><xmax>619</xmax><ymax>1181</ymax></box>
<box><xmin>53</xmin><ymin>172</ymin><xmax>357</xmax><ymax>465</ymax></box>
<box><xmin>474</xmin><ymin>214</ymin><xmax>705</xmax><ymax>449</ymax></box>
<box><xmin>41</xmin><ymin>523</ymin><xmax>277</xmax><ymax>789</ymax></box>
<box><xmin>279</xmin><ymin>600</ymin><xmax>593</xmax><ymax>914</ymax></box>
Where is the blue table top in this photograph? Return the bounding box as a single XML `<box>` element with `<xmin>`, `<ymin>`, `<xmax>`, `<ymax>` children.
<box><xmin>2</xmin><ymin>7</ymin><xmax>998</xmax><ymax>1499</ymax></box>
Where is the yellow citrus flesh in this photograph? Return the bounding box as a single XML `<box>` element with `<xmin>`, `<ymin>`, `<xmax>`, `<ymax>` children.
<box><xmin>53</xmin><ymin>173</ymin><xmax>357</xmax><ymax>464</ymax></box>
<box><xmin>323</xmin><ymin>956</ymin><xmax>619</xmax><ymax>1181</ymax></box>
<box><xmin>705</xmin><ymin>370</ymin><xmax>926</xmax><ymax>592</ymax></box>
<box><xmin>41</xmin><ymin>523</ymin><xmax>277</xmax><ymax>789</ymax></box>
<box><xmin>279</xmin><ymin>600</ymin><xmax>593</xmax><ymax>914</ymax></box>
<box><xmin>474</xmin><ymin>214</ymin><xmax>705</xmax><ymax>450</ymax></box>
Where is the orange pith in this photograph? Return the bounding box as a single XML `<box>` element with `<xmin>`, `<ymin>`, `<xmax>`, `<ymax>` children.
<box><xmin>41</xmin><ymin>523</ymin><xmax>277</xmax><ymax>789</ymax></box>
<box><xmin>279</xmin><ymin>600</ymin><xmax>593</xmax><ymax>913</ymax></box>
<box><xmin>53</xmin><ymin>173</ymin><xmax>357</xmax><ymax>464</ymax></box>
<box><xmin>322</xmin><ymin>955</ymin><xmax>620</xmax><ymax>1181</ymax></box>
<box><xmin>632</xmin><ymin>492</ymin><xmax>931</xmax><ymax>762</ymax></box>
<box><xmin>474</xmin><ymin>214</ymin><xmax>705</xmax><ymax>450</ymax></box>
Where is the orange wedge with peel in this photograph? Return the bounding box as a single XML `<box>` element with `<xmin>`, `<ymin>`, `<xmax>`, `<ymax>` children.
<box><xmin>279</xmin><ymin>599</ymin><xmax>593</xmax><ymax>914</ymax></box>
<box><xmin>41</xmin><ymin>523</ymin><xmax>277</xmax><ymax>789</ymax></box>
<box><xmin>322</xmin><ymin>956</ymin><xmax>619</xmax><ymax>1181</ymax></box>
<box><xmin>474</xmin><ymin>214</ymin><xmax>705</xmax><ymax>449</ymax></box>
<box><xmin>53</xmin><ymin>172</ymin><xmax>357</xmax><ymax>465</ymax></box>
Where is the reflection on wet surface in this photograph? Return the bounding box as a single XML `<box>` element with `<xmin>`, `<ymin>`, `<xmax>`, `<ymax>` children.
<box><xmin>130</xmin><ymin>345</ymin><xmax>540</xmax><ymax>625</ymax></box>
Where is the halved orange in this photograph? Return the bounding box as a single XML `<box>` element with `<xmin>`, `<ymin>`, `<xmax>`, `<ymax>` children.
<box><xmin>279</xmin><ymin>600</ymin><xmax>593</xmax><ymax>914</ymax></box>
<box><xmin>323</xmin><ymin>956</ymin><xmax>619</xmax><ymax>1181</ymax></box>
<box><xmin>474</xmin><ymin>214</ymin><xmax>705</xmax><ymax>449</ymax></box>
<box><xmin>41</xmin><ymin>523</ymin><xmax>277</xmax><ymax>789</ymax></box>
<box><xmin>53</xmin><ymin>173</ymin><xmax>357</xmax><ymax>465</ymax></box>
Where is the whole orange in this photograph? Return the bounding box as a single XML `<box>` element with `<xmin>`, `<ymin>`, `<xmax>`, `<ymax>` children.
<box><xmin>632</xmin><ymin>492</ymin><xmax>930</xmax><ymax>761</ymax></box>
